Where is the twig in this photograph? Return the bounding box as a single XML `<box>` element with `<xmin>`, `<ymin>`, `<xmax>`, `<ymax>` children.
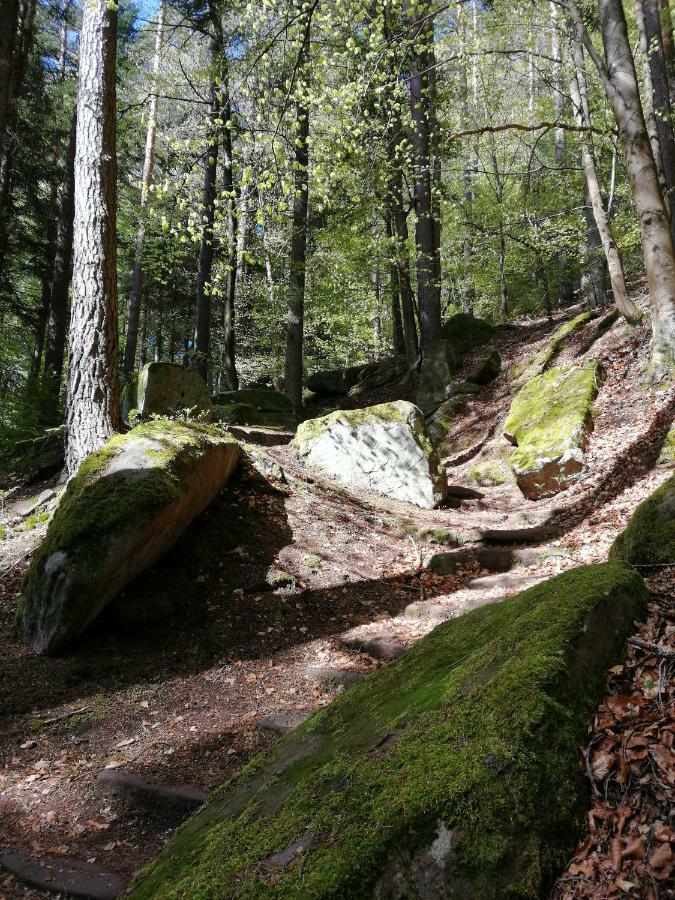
<box><xmin>43</xmin><ymin>705</ymin><xmax>90</xmax><ymax>726</ymax></box>
<box><xmin>628</xmin><ymin>637</ymin><xmax>675</xmax><ymax>660</ymax></box>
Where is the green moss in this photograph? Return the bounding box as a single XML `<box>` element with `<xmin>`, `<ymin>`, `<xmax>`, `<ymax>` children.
<box><xmin>470</xmin><ymin>459</ymin><xmax>510</xmax><ymax>486</ymax></box>
<box><xmin>18</xmin><ymin>510</ymin><xmax>50</xmax><ymax>531</ymax></box>
<box><xmin>610</xmin><ymin>474</ymin><xmax>675</xmax><ymax>567</ymax></box>
<box><xmin>294</xmin><ymin>401</ymin><xmax>411</xmax><ymax>450</ymax></box>
<box><xmin>304</xmin><ymin>554</ymin><xmax>321</xmax><ymax>571</ymax></box>
<box><xmin>441</xmin><ymin>313</ymin><xmax>495</xmax><ymax>355</ymax></box>
<box><xmin>510</xmin><ymin>314</ymin><xmax>596</xmax><ymax>388</ymax></box>
<box><xmin>131</xmin><ymin>563</ymin><xmax>647</xmax><ymax>900</ymax></box>
<box><xmin>504</xmin><ymin>361</ymin><xmax>604</xmax><ymax>477</ymax></box>
<box><xmin>0</xmin><ymin>524</ymin><xmax>5</xmax><ymax>541</ymax></box>
<box><xmin>658</xmin><ymin>426</ymin><xmax>675</xmax><ymax>465</ymax></box>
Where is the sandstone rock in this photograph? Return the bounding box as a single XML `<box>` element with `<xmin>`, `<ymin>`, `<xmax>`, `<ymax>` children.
<box><xmin>242</xmin><ymin>444</ymin><xmax>286</xmax><ymax>484</ymax></box>
<box><xmin>416</xmin><ymin>340</ymin><xmax>457</xmax><ymax>415</ymax></box>
<box><xmin>212</xmin><ymin>389</ymin><xmax>297</xmax><ymax>431</ymax></box>
<box><xmin>610</xmin><ymin>474</ymin><xmax>674</xmax><ymax>567</ymax></box>
<box><xmin>347</xmin><ymin>357</ymin><xmax>406</xmax><ymax>397</ymax></box>
<box><xmin>427</xmin><ymin>396</ymin><xmax>465</xmax><ymax>447</ymax></box>
<box><xmin>509</xmin><ymin>311</ymin><xmax>596</xmax><ymax>388</ymax></box>
<box><xmin>294</xmin><ymin>401</ymin><xmax>447</xmax><ymax>508</ymax></box>
<box><xmin>19</xmin><ymin>421</ymin><xmax>239</xmax><ymax>654</ymax></box>
<box><xmin>503</xmin><ymin>360</ymin><xmax>604</xmax><ymax>500</ymax></box>
<box><xmin>130</xmin><ymin>563</ymin><xmax>648</xmax><ymax>900</ymax></box>
<box><xmin>441</xmin><ymin>312</ymin><xmax>495</xmax><ymax>355</ymax></box>
<box><xmin>467</xmin><ymin>348</ymin><xmax>501</xmax><ymax>385</ymax></box>
<box><xmin>10</xmin><ymin>489</ymin><xmax>55</xmax><ymax>519</ymax></box>
<box><xmin>658</xmin><ymin>425</ymin><xmax>675</xmax><ymax>467</ymax></box>
<box><xmin>306</xmin><ymin>363</ymin><xmax>371</xmax><ymax>397</ymax></box>
<box><xmin>126</xmin><ymin>362</ymin><xmax>212</xmax><ymax>421</ymax></box>
<box><xmin>469</xmin><ymin>459</ymin><xmax>511</xmax><ymax>487</ymax></box>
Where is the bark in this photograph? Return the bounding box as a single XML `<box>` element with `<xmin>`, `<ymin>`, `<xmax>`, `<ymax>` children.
<box><xmin>498</xmin><ymin>220</ymin><xmax>508</xmax><ymax>316</ymax></box>
<box><xmin>387</xmin><ymin>218</ymin><xmax>405</xmax><ymax>355</ymax></box>
<box><xmin>660</xmin><ymin>0</ymin><xmax>674</xmax><ymax>76</ymax></box>
<box><xmin>568</xmin><ymin>0</ymin><xmax>675</xmax><ymax>375</ymax></box>
<box><xmin>582</xmin><ymin>176</ymin><xmax>608</xmax><ymax>309</ymax></box>
<box><xmin>194</xmin><ymin>30</ymin><xmax>222</xmax><ymax>384</ymax></box>
<box><xmin>643</xmin><ymin>0</ymin><xmax>675</xmax><ymax>237</ymax></box>
<box><xmin>459</xmin><ymin>4</ymin><xmax>475</xmax><ymax>313</ymax></box>
<box><xmin>42</xmin><ymin>106</ymin><xmax>76</xmax><ymax>426</ymax></box>
<box><xmin>283</xmin><ymin>13</ymin><xmax>312</xmax><ymax>415</ymax></box>
<box><xmin>569</xmin><ymin>40</ymin><xmax>636</xmax><ymax>321</ymax></box>
<box><xmin>220</xmin><ymin>62</ymin><xmax>238</xmax><ymax>392</ymax></box>
<box><xmin>635</xmin><ymin>0</ymin><xmax>669</xmax><ymax>204</ymax></box>
<box><xmin>0</xmin><ymin>0</ymin><xmax>19</xmax><ymax>167</ymax></box>
<box><xmin>387</xmin><ymin>166</ymin><xmax>419</xmax><ymax>367</ymax></box>
<box><xmin>408</xmin><ymin>1</ymin><xmax>441</xmax><ymax>349</ymax></box>
<box><xmin>65</xmin><ymin>0</ymin><xmax>120</xmax><ymax>474</ymax></box>
<box><xmin>123</xmin><ymin>1</ymin><xmax>164</xmax><ymax>375</ymax></box>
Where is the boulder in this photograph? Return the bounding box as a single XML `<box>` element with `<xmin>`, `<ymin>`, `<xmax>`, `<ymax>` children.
<box><xmin>416</xmin><ymin>340</ymin><xmax>457</xmax><ymax>416</ymax></box>
<box><xmin>503</xmin><ymin>360</ymin><xmax>604</xmax><ymax>500</ymax></box>
<box><xmin>306</xmin><ymin>363</ymin><xmax>371</xmax><ymax>397</ymax></box>
<box><xmin>19</xmin><ymin>421</ymin><xmax>239</xmax><ymax>654</ymax></box>
<box><xmin>509</xmin><ymin>311</ymin><xmax>596</xmax><ymax>388</ymax></box>
<box><xmin>130</xmin><ymin>563</ymin><xmax>648</xmax><ymax>900</ymax></box>
<box><xmin>294</xmin><ymin>401</ymin><xmax>447</xmax><ymax>508</ymax></box>
<box><xmin>242</xmin><ymin>443</ymin><xmax>286</xmax><ymax>484</ymax></box>
<box><xmin>658</xmin><ymin>425</ymin><xmax>675</xmax><ymax>467</ymax></box>
<box><xmin>212</xmin><ymin>389</ymin><xmax>297</xmax><ymax>431</ymax></box>
<box><xmin>347</xmin><ymin>357</ymin><xmax>406</xmax><ymax>397</ymax></box>
<box><xmin>610</xmin><ymin>474</ymin><xmax>674</xmax><ymax>567</ymax></box>
<box><xmin>427</xmin><ymin>397</ymin><xmax>465</xmax><ymax>446</ymax></box>
<box><xmin>467</xmin><ymin>348</ymin><xmax>501</xmax><ymax>385</ymax></box>
<box><xmin>126</xmin><ymin>362</ymin><xmax>212</xmax><ymax>421</ymax></box>
<box><xmin>441</xmin><ymin>312</ymin><xmax>495</xmax><ymax>355</ymax></box>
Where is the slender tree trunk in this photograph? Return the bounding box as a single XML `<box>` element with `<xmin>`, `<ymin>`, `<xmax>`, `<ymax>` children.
<box><xmin>550</xmin><ymin>2</ymin><xmax>574</xmax><ymax>306</ymax></box>
<box><xmin>459</xmin><ymin>4</ymin><xmax>475</xmax><ymax>313</ymax></box>
<box><xmin>194</xmin><ymin>31</ymin><xmax>221</xmax><ymax>384</ymax></box>
<box><xmin>387</xmin><ymin>167</ymin><xmax>419</xmax><ymax>367</ymax></box>
<box><xmin>220</xmin><ymin>62</ymin><xmax>238</xmax><ymax>392</ymax></box>
<box><xmin>408</xmin><ymin>1</ymin><xmax>441</xmax><ymax>349</ymax></box>
<box><xmin>123</xmin><ymin>1</ymin><xmax>164</xmax><ymax>376</ymax></box>
<box><xmin>568</xmin><ymin>0</ymin><xmax>675</xmax><ymax>375</ymax></box>
<box><xmin>635</xmin><ymin>0</ymin><xmax>669</xmax><ymax>204</ymax></box>
<box><xmin>283</xmin><ymin>15</ymin><xmax>312</xmax><ymax>415</ymax></box>
<box><xmin>569</xmin><ymin>41</ymin><xmax>638</xmax><ymax>321</ymax></box>
<box><xmin>660</xmin><ymin>0</ymin><xmax>674</xmax><ymax>77</ymax></box>
<box><xmin>643</xmin><ymin>0</ymin><xmax>675</xmax><ymax>238</ymax></box>
<box><xmin>42</xmin><ymin>107</ymin><xmax>76</xmax><ymax>427</ymax></box>
<box><xmin>583</xmin><ymin>177</ymin><xmax>608</xmax><ymax>309</ymax></box>
<box><xmin>387</xmin><ymin>218</ymin><xmax>405</xmax><ymax>355</ymax></box>
<box><xmin>498</xmin><ymin>220</ymin><xmax>508</xmax><ymax>316</ymax></box>
<box><xmin>64</xmin><ymin>0</ymin><xmax>120</xmax><ymax>475</ymax></box>
<box><xmin>0</xmin><ymin>0</ymin><xmax>19</xmax><ymax>168</ymax></box>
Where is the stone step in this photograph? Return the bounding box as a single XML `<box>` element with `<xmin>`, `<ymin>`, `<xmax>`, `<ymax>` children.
<box><xmin>96</xmin><ymin>770</ymin><xmax>207</xmax><ymax>813</ymax></box>
<box><xmin>0</xmin><ymin>851</ymin><xmax>126</xmax><ymax>900</ymax></box>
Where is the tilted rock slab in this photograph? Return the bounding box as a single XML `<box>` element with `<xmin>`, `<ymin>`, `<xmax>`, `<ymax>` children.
<box><xmin>124</xmin><ymin>362</ymin><xmax>212</xmax><ymax>423</ymax></box>
<box><xmin>293</xmin><ymin>401</ymin><xmax>447</xmax><ymax>508</ymax></box>
<box><xmin>503</xmin><ymin>360</ymin><xmax>604</xmax><ymax>500</ymax></box>
<box><xmin>130</xmin><ymin>563</ymin><xmax>647</xmax><ymax>899</ymax></box>
<box><xmin>610</xmin><ymin>473</ymin><xmax>674</xmax><ymax>567</ymax></box>
<box><xmin>19</xmin><ymin>421</ymin><xmax>239</xmax><ymax>654</ymax></box>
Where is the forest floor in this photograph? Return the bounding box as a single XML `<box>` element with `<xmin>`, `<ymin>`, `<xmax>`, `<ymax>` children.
<box><xmin>0</xmin><ymin>290</ymin><xmax>673</xmax><ymax>898</ymax></box>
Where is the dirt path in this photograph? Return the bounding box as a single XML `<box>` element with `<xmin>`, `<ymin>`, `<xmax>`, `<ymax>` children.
<box><xmin>0</xmin><ymin>301</ymin><xmax>673</xmax><ymax>898</ymax></box>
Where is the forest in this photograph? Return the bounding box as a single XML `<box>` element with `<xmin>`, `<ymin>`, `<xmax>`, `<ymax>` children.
<box><xmin>0</xmin><ymin>0</ymin><xmax>674</xmax><ymax>897</ymax></box>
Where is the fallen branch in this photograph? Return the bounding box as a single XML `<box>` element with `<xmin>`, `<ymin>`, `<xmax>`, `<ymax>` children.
<box><xmin>447</xmin><ymin>121</ymin><xmax>613</xmax><ymax>143</ymax></box>
<box><xmin>43</xmin><ymin>706</ymin><xmax>90</xmax><ymax>726</ymax></box>
<box><xmin>628</xmin><ymin>637</ymin><xmax>675</xmax><ymax>660</ymax></box>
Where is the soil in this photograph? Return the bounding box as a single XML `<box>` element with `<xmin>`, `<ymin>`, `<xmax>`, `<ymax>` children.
<box><xmin>0</xmin><ymin>292</ymin><xmax>673</xmax><ymax>898</ymax></box>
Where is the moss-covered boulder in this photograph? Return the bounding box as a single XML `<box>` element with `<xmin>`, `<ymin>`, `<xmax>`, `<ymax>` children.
<box><xmin>658</xmin><ymin>425</ymin><xmax>675</xmax><ymax>466</ymax></box>
<box><xmin>510</xmin><ymin>312</ymin><xmax>596</xmax><ymax>388</ymax></box>
<box><xmin>467</xmin><ymin>348</ymin><xmax>501</xmax><ymax>385</ymax></box>
<box><xmin>212</xmin><ymin>389</ymin><xmax>297</xmax><ymax>431</ymax></box>
<box><xmin>294</xmin><ymin>401</ymin><xmax>447</xmax><ymax>508</ymax></box>
<box><xmin>347</xmin><ymin>357</ymin><xmax>406</xmax><ymax>398</ymax></box>
<box><xmin>610</xmin><ymin>474</ymin><xmax>674</xmax><ymax>567</ymax></box>
<box><xmin>306</xmin><ymin>363</ymin><xmax>372</xmax><ymax>397</ymax></box>
<box><xmin>130</xmin><ymin>562</ymin><xmax>647</xmax><ymax>900</ymax></box>
<box><xmin>19</xmin><ymin>421</ymin><xmax>239</xmax><ymax>654</ymax></box>
<box><xmin>129</xmin><ymin>362</ymin><xmax>212</xmax><ymax>420</ymax></box>
<box><xmin>416</xmin><ymin>339</ymin><xmax>458</xmax><ymax>416</ymax></box>
<box><xmin>503</xmin><ymin>361</ymin><xmax>604</xmax><ymax>500</ymax></box>
<box><xmin>441</xmin><ymin>312</ymin><xmax>495</xmax><ymax>355</ymax></box>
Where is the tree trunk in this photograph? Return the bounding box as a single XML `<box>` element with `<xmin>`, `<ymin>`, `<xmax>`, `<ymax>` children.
<box><xmin>660</xmin><ymin>0</ymin><xmax>674</xmax><ymax>77</ymax></box>
<box><xmin>283</xmin><ymin>15</ymin><xmax>312</xmax><ymax>416</ymax></box>
<box><xmin>64</xmin><ymin>0</ymin><xmax>120</xmax><ymax>475</ymax></box>
<box><xmin>498</xmin><ymin>220</ymin><xmax>508</xmax><ymax>316</ymax></box>
<box><xmin>635</xmin><ymin>0</ymin><xmax>669</xmax><ymax>205</ymax></box>
<box><xmin>123</xmin><ymin>1</ymin><xmax>164</xmax><ymax>376</ymax></box>
<box><xmin>582</xmin><ymin>176</ymin><xmax>608</xmax><ymax>309</ymax></box>
<box><xmin>459</xmin><ymin>4</ymin><xmax>475</xmax><ymax>313</ymax></box>
<box><xmin>643</xmin><ymin>0</ymin><xmax>675</xmax><ymax>240</ymax></box>
<box><xmin>194</xmin><ymin>31</ymin><xmax>221</xmax><ymax>384</ymax></box>
<box><xmin>220</xmin><ymin>62</ymin><xmax>238</xmax><ymax>392</ymax></box>
<box><xmin>387</xmin><ymin>167</ymin><xmax>419</xmax><ymax>367</ymax></box>
<box><xmin>42</xmin><ymin>106</ymin><xmax>76</xmax><ymax>427</ymax></box>
<box><xmin>387</xmin><ymin>218</ymin><xmax>405</xmax><ymax>355</ymax></box>
<box><xmin>408</xmin><ymin>1</ymin><xmax>441</xmax><ymax>349</ymax></box>
<box><xmin>0</xmin><ymin>0</ymin><xmax>19</xmax><ymax>168</ymax></box>
<box><xmin>569</xmin><ymin>40</ymin><xmax>638</xmax><ymax>321</ymax></box>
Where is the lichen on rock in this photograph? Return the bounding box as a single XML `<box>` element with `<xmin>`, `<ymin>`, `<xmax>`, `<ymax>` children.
<box><xmin>19</xmin><ymin>420</ymin><xmax>239</xmax><ymax>654</ymax></box>
<box><xmin>130</xmin><ymin>562</ymin><xmax>647</xmax><ymax>900</ymax></box>
<box><xmin>294</xmin><ymin>401</ymin><xmax>447</xmax><ymax>508</ymax></box>
<box><xmin>503</xmin><ymin>360</ymin><xmax>604</xmax><ymax>500</ymax></box>
<box><xmin>610</xmin><ymin>474</ymin><xmax>674</xmax><ymax>567</ymax></box>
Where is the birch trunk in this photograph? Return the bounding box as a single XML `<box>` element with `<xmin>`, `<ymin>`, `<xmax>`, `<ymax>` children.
<box><xmin>65</xmin><ymin>0</ymin><xmax>120</xmax><ymax>474</ymax></box>
<box><xmin>123</xmin><ymin>1</ymin><xmax>164</xmax><ymax>375</ymax></box>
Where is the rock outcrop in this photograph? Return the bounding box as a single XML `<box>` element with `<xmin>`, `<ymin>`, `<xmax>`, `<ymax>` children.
<box><xmin>467</xmin><ymin>348</ymin><xmax>501</xmax><ymax>385</ymax></box>
<box><xmin>510</xmin><ymin>311</ymin><xmax>596</xmax><ymax>388</ymax></box>
<box><xmin>19</xmin><ymin>421</ymin><xmax>239</xmax><ymax>654</ymax></box>
<box><xmin>441</xmin><ymin>312</ymin><xmax>495</xmax><ymax>355</ymax></box>
<box><xmin>503</xmin><ymin>360</ymin><xmax>604</xmax><ymax>499</ymax></box>
<box><xmin>212</xmin><ymin>389</ymin><xmax>297</xmax><ymax>431</ymax></box>
<box><xmin>416</xmin><ymin>339</ymin><xmax>457</xmax><ymax>415</ymax></box>
<box><xmin>306</xmin><ymin>363</ymin><xmax>371</xmax><ymax>397</ymax></box>
<box><xmin>294</xmin><ymin>401</ymin><xmax>447</xmax><ymax>508</ymax></box>
<box><xmin>130</xmin><ymin>562</ymin><xmax>647</xmax><ymax>900</ymax></box>
<box><xmin>124</xmin><ymin>363</ymin><xmax>211</xmax><ymax>422</ymax></box>
<box><xmin>610</xmin><ymin>474</ymin><xmax>674</xmax><ymax>567</ymax></box>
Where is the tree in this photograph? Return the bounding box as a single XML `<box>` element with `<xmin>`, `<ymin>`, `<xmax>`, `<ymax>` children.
<box><xmin>64</xmin><ymin>0</ymin><xmax>120</xmax><ymax>475</ymax></box>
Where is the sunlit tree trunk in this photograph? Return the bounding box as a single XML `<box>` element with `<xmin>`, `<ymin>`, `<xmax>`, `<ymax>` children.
<box><xmin>64</xmin><ymin>0</ymin><xmax>120</xmax><ymax>475</ymax></box>
<box><xmin>387</xmin><ymin>218</ymin><xmax>405</xmax><ymax>355</ymax></box>
<box><xmin>387</xmin><ymin>166</ymin><xmax>419</xmax><ymax>367</ymax></box>
<box><xmin>408</xmin><ymin>0</ymin><xmax>441</xmax><ymax>349</ymax></box>
<box><xmin>567</xmin><ymin>0</ymin><xmax>675</xmax><ymax>376</ymax></box>
<box><xmin>123</xmin><ymin>1</ymin><xmax>164</xmax><ymax>376</ymax></box>
<box><xmin>220</xmin><ymin>61</ymin><xmax>238</xmax><ymax>392</ymax></box>
<box><xmin>569</xmin><ymin>41</ymin><xmax>638</xmax><ymax>321</ymax></box>
<box><xmin>635</xmin><ymin>0</ymin><xmax>669</xmax><ymax>204</ymax></box>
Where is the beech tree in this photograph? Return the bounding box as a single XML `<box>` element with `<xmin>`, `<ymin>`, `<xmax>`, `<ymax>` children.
<box><xmin>64</xmin><ymin>0</ymin><xmax>120</xmax><ymax>474</ymax></box>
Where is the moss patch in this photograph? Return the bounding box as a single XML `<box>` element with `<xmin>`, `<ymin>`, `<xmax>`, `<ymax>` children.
<box><xmin>658</xmin><ymin>426</ymin><xmax>675</xmax><ymax>466</ymax></box>
<box><xmin>441</xmin><ymin>313</ymin><xmax>495</xmax><ymax>355</ymax></box>
<box><xmin>470</xmin><ymin>459</ymin><xmax>510</xmax><ymax>486</ymax></box>
<box><xmin>510</xmin><ymin>313</ymin><xmax>596</xmax><ymax>387</ymax></box>
<box><xmin>131</xmin><ymin>562</ymin><xmax>647</xmax><ymax>900</ymax></box>
<box><xmin>610</xmin><ymin>475</ymin><xmax>675</xmax><ymax>567</ymax></box>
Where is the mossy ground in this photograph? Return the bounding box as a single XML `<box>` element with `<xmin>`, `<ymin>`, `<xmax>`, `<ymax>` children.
<box><xmin>504</xmin><ymin>361</ymin><xmax>604</xmax><ymax>476</ymax></box>
<box><xmin>131</xmin><ymin>562</ymin><xmax>647</xmax><ymax>900</ymax></box>
<box><xmin>610</xmin><ymin>474</ymin><xmax>675</xmax><ymax>567</ymax></box>
<box><xmin>470</xmin><ymin>459</ymin><xmax>510</xmax><ymax>486</ymax></box>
